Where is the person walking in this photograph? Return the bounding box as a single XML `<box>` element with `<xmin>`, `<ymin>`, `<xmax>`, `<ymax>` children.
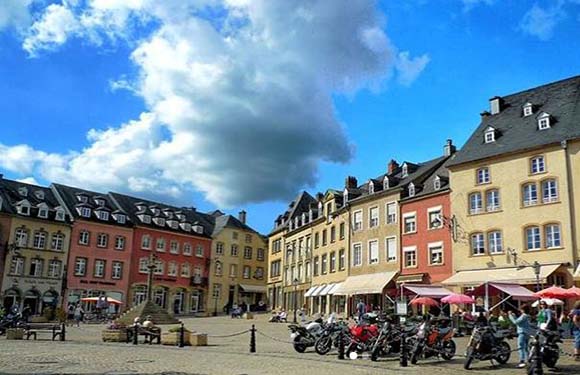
<box><xmin>537</xmin><ymin>300</ymin><xmax>554</xmax><ymax>330</ymax></box>
<box><xmin>509</xmin><ymin>305</ymin><xmax>531</xmax><ymax>369</ymax></box>
<box><xmin>73</xmin><ymin>304</ymin><xmax>84</xmax><ymax>327</ymax></box>
<box><xmin>570</xmin><ymin>301</ymin><xmax>580</xmax><ymax>361</ymax></box>
<box><xmin>356</xmin><ymin>299</ymin><xmax>366</xmax><ymax>322</ymax></box>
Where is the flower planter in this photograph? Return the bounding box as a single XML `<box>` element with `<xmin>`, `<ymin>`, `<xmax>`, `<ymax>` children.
<box><xmin>101</xmin><ymin>329</ymin><xmax>128</xmax><ymax>342</ymax></box>
<box><xmin>6</xmin><ymin>328</ymin><xmax>24</xmax><ymax>340</ymax></box>
<box><xmin>190</xmin><ymin>333</ymin><xmax>207</xmax><ymax>346</ymax></box>
<box><xmin>161</xmin><ymin>331</ymin><xmax>191</xmax><ymax>346</ymax></box>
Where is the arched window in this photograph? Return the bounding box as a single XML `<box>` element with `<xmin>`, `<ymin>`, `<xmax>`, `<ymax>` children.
<box><xmin>525</xmin><ymin>226</ymin><xmax>541</xmax><ymax>250</ymax></box>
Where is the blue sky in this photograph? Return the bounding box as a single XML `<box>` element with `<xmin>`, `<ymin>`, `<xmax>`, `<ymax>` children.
<box><xmin>0</xmin><ymin>0</ymin><xmax>579</xmax><ymax>234</ymax></box>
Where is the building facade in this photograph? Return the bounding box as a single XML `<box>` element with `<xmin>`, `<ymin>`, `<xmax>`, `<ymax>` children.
<box><xmin>0</xmin><ymin>178</ymin><xmax>71</xmax><ymax>315</ymax></box>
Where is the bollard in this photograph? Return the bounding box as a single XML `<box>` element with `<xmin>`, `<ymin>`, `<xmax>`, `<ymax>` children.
<box><xmin>399</xmin><ymin>333</ymin><xmax>408</xmax><ymax>367</ymax></box>
<box><xmin>179</xmin><ymin>322</ymin><xmax>185</xmax><ymax>348</ymax></box>
<box><xmin>61</xmin><ymin>323</ymin><xmax>66</xmax><ymax>341</ymax></box>
<box><xmin>250</xmin><ymin>324</ymin><xmax>256</xmax><ymax>353</ymax></box>
<box><xmin>337</xmin><ymin>331</ymin><xmax>345</xmax><ymax>360</ymax></box>
<box><xmin>529</xmin><ymin>335</ymin><xmax>543</xmax><ymax>375</ymax></box>
<box><xmin>133</xmin><ymin>324</ymin><xmax>138</xmax><ymax>345</ymax></box>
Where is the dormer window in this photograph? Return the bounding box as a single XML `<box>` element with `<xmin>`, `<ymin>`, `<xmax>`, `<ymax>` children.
<box><xmin>38</xmin><ymin>206</ymin><xmax>48</xmax><ymax>219</ymax></box>
<box><xmin>484</xmin><ymin>126</ymin><xmax>496</xmax><ymax>143</ymax></box>
<box><xmin>523</xmin><ymin>102</ymin><xmax>533</xmax><ymax>117</ymax></box>
<box><xmin>154</xmin><ymin>217</ymin><xmax>165</xmax><ymax>226</ymax></box>
<box><xmin>116</xmin><ymin>214</ymin><xmax>126</xmax><ymax>224</ymax></box>
<box><xmin>538</xmin><ymin>112</ymin><xmax>551</xmax><ymax>130</ymax></box>
<box><xmin>135</xmin><ymin>203</ymin><xmax>146</xmax><ymax>212</ymax></box>
<box><xmin>401</xmin><ymin>163</ymin><xmax>408</xmax><ymax>178</ymax></box>
<box><xmin>55</xmin><ymin>208</ymin><xmax>65</xmax><ymax>221</ymax></box>
<box><xmin>408</xmin><ymin>183</ymin><xmax>416</xmax><ymax>197</ymax></box>
<box><xmin>383</xmin><ymin>176</ymin><xmax>389</xmax><ymax>190</ymax></box>
<box><xmin>368</xmin><ymin>181</ymin><xmax>374</xmax><ymax>194</ymax></box>
<box><xmin>343</xmin><ymin>188</ymin><xmax>349</xmax><ymax>203</ymax></box>
<box><xmin>302</xmin><ymin>212</ymin><xmax>307</xmax><ymax>224</ymax></box>
<box><xmin>151</xmin><ymin>207</ymin><xmax>160</xmax><ymax>215</ymax></box>
<box><xmin>77</xmin><ymin>194</ymin><xmax>88</xmax><ymax>203</ymax></box>
<box><xmin>434</xmin><ymin>176</ymin><xmax>441</xmax><ymax>191</ymax></box>
<box><xmin>18</xmin><ymin>187</ymin><xmax>28</xmax><ymax>197</ymax></box>
<box><xmin>140</xmin><ymin>214</ymin><xmax>151</xmax><ymax>224</ymax></box>
<box><xmin>34</xmin><ymin>190</ymin><xmax>45</xmax><ymax>200</ymax></box>
<box><xmin>97</xmin><ymin>211</ymin><xmax>109</xmax><ymax>221</ymax></box>
<box><xmin>180</xmin><ymin>222</ymin><xmax>191</xmax><ymax>231</ymax></box>
<box><xmin>169</xmin><ymin>220</ymin><xmax>178</xmax><ymax>229</ymax></box>
<box><xmin>95</xmin><ymin>199</ymin><xmax>105</xmax><ymax>207</ymax></box>
<box><xmin>18</xmin><ymin>202</ymin><xmax>30</xmax><ymax>216</ymax></box>
<box><xmin>80</xmin><ymin>207</ymin><xmax>91</xmax><ymax>218</ymax></box>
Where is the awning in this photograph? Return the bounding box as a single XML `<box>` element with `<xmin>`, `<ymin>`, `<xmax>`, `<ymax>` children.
<box><xmin>304</xmin><ymin>285</ymin><xmax>319</xmax><ymax>298</ymax></box>
<box><xmin>574</xmin><ymin>264</ymin><xmax>580</xmax><ymax>281</ymax></box>
<box><xmin>442</xmin><ymin>264</ymin><xmax>562</xmax><ymax>287</ymax></box>
<box><xmin>469</xmin><ymin>282</ymin><xmax>537</xmax><ymax>301</ymax></box>
<box><xmin>397</xmin><ymin>274</ymin><xmax>425</xmax><ymax>283</ymax></box>
<box><xmin>333</xmin><ymin>271</ymin><xmax>397</xmax><ymax>295</ymax></box>
<box><xmin>310</xmin><ymin>285</ymin><xmax>326</xmax><ymax>297</ymax></box>
<box><xmin>239</xmin><ymin>284</ymin><xmax>267</xmax><ymax>293</ymax></box>
<box><xmin>328</xmin><ymin>283</ymin><xmax>343</xmax><ymax>295</ymax></box>
<box><xmin>319</xmin><ymin>283</ymin><xmax>335</xmax><ymax>296</ymax></box>
<box><xmin>404</xmin><ymin>284</ymin><xmax>452</xmax><ymax>298</ymax></box>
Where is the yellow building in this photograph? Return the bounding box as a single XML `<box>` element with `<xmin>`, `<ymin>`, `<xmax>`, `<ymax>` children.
<box><xmin>444</xmin><ymin>77</ymin><xmax>580</xmax><ymax>296</ymax></box>
<box><xmin>208</xmin><ymin>211</ymin><xmax>268</xmax><ymax>315</ymax></box>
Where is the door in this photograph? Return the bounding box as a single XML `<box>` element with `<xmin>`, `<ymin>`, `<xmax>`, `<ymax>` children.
<box><xmin>190</xmin><ymin>294</ymin><xmax>199</xmax><ymax>313</ymax></box>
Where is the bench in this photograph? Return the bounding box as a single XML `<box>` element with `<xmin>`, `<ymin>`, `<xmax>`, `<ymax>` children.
<box><xmin>24</xmin><ymin>323</ymin><xmax>66</xmax><ymax>341</ymax></box>
<box><xmin>125</xmin><ymin>326</ymin><xmax>161</xmax><ymax>345</ymax></box>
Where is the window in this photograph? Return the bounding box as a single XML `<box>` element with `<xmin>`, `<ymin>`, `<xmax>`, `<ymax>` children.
<box><xmin>51</xmin><ymin>232</ymin><xmax>65</xmax><ymax>251</ymax></box>
<box><xmin>545</xmin><ymin>224</ymin><xmax>561</xmax><ymax>248</ymax></box>
<box><xmin>471</xmin><ymin>233</ymin><xmax>485</xmax><ymax>255</ymax></box>
<box><xmin>18</xmin><ymin>203</ymin><xmax>30</xmax><ymax>216</ymax></box>
<box><xmin>230</xmin><ymin>264</ymin><xmax>237</xmax><ymax>277</ymax></box>
<box><xmin>255</xmin><ymin>267</ymin><xmax>264</xmax><ymax>279</ymax></box>
<box><xmin>80</xmin><ymin>207</ymin><xmax>91</xmax><ymax>218</ymax></box>
<box><xmin>428</xmin><ymin>208</ymin><xmax>443</xmax><ymax>229</ymax></box>
<box><xmin>10</xmin><ymin>256</ymin><xmax>25</xmax><ymax>275</ymax></box>
<box><xmin>215</xmin><ymin>242</ymin><xmax>224</xmax><ymax>256</ymax></box>
<box><xmin>112</xmin><ymin>261</ymin><xmax>123</xmax><ymax>279</ymax></box>
<box><xmin>243</xmin><ymin>266</ymin><xmax>251</xmax><ymax>279</ymax></box>
<box><xmin>329</xmin><ymin>252</ymin><xmax>336</xmax><ymax>272</ymax></box>
<box><xmin>97</xmin><ymin>211</ymin><xmax>109</xmax><ymax>221</ymax></box>
<box><xmin>531</xmin><ymin>156</ymin><xmax>545</xmax><ymax>174</ymax></box>
<box><xmin>48</xmin><ymin>260</ymin><xmax>62</xmax><ymax>278</ymax></box>
<box><xmin>38</xmin><ymin>207</ymin><xmax>48</xmax><ymax>218</ymax></box>
<box><xmin>486</xmin><ymin>189</ymin><xmax>501</xmax><ymax>212</ymax></box>
<box><xmin>257</xmin><ymin>248</ymin><xmax>265</xmax><ymax>261</ymax></box>
<box><xmin>386</xmin><ymin>237</ymin><xmax>397</xmax><ymax>262</ymax></box>
<box><xmin>526</xmin><ymin>226</ymin><xmax>541</xmax><ymax>250</ymax></box>
<box><xmin>402</xmin><ymin>163</ymin><xmax>408</xmax><ymax>177</ymax></box>
<box><xmin>383</xmin><ymin>176</ymin><xmax>389</xmax><ymax>190</ymax></box>
<box><xmin>368</xmin><ymin>240</ymin><xmax>379</xmax><ymax>264</ymax></box>
<box><xmin>434</xmin><ymin>177</ymin><xmax>441</xmax><ymax>191</ymax></box>
<box><xmin>97</xmin><ymin>233</ymin><xmax>108</xmax><ymax>248</ymax></box>
<box><xmin>156</xmin><ymin>238</ymin><xmax>166</xmax><ymax>252</ymax></box>
<box><xmin>168</xmin><ymin>261</ymin><xmax>178</xmax><ymax>276</ymax></box>
<box><xmin>33</xmin><ymin>231</ymin><xmax>46</xmax><ymax>249</ymax></box>
<box><xmin>116</xmin><ymin>214</ymin><xmax>126</xmax><ymax>224</ymax></box>
<box><xmin>314</xmin><ymin>232</ymin><xmax>320</xmax><ymax>248</ymax></box>
<box><xmin>352</xmin><ymin>243</ymin><xmax>362</xmax><ymax>267</ymax></box>
<box><xmin>79</xmin><ymin>230</ymin><xmax>90</xmax><ymax>246</ymax></box>
<box><xmin>245</xmin><ymin>234</ymin><xmax>252</xmax><ymax>243</ymax></box>
<box><xmin>523</xmin><ymin>103</ymin><xmax>533</xmax><ymax>116</ymax></box>
<box><xmin>403</xmin><ymin>247</ymin><xmax>417</xmax><ymax>268</ymax></box>
<box><xmin>321</xmin><ymin>254</ymin><xmax>328</xmax><ymax>274</ymax></box>
<box><xmin>141</xmin><ymin>235</ymin><xmax>151</xmax><ymax>249</ymax></box>
<box><xmin>476</xmin><ymin>168</ymin><xmax>490</xmax><ymax>184</ymax></box>
<box><xmin>428</xmin><ymin>243</ymin><xmax>443</xmax><ymax>265</ymax></box>
<box><xmin>75</xmin><ymin>257</ymin><xmax>87</xmax><ymax>276</ymax></box>
<box><xmin>523</xmin><ymin>183</ymin><xmax>538</xmax><ymax>206</ymax></box>
<box><xmin>403</xmin><ymin>214</ymin><xmax>416</xmax><ymax>234</ymax></box>
<box><xmin>195</xmin><ymin>245</ymin><xmax>204</xmax><ymax>257</ymax></box>
<box><xmin>469</xmin><ymin>192</ymin><xmax>483</xmax><ymax>214</ymax></box>
<box><xmin>538</xmin><ymin>114</ymin><xmax>551</xmax><ymax>130</ymax></box>
<box><xmin>140</xmin><ymin>215</ymin><xmax>151</xmax><ymax>224</ymax></box>
<box><xmin>154</xmin><ymin>260</ymin><xmax>164</xmax><ymax>275</ymax></box>
<box><xmin>15</xmin><ymin>228</ymin><xmax>28</xmax><ymax>247</ymax></box>
<box><xmin>542</xmin><ymin>179</ymin><xmax>558</xmax><ymax>203</ymax></box>
<box><xmin>215</xmin><ymin>261</ymin><xmax>222</xmax><ymax>276</ymax></box>
<box><xmin>369</xmin><ymin>207</ymin><xmax>379</xmax><ymax>228</ymax></box>
<box><xmin>339</xmin><ymin>249</ymin><xmax>345</xmax><ymax>270</ymax></box>
<box><xmin>368</xmin><ymin>181</ymin><xmax>374</xmax><ymax>194</ymax></box>
<box><xmin>313</xmin><ymin>256</ymin><xmax>319</xmax><ymax>276</ymax></box>
<box><xmin>94</xmin><ymin>260</ymin><xmax>105</xmax><ymax>278</ymax></box>
<box><xmin>330</xmin><ymin>226</ymin><xmax>336</xmax><ymax>242</ymax></box>
<box><xmin>353</xmin><ymin>210</ymin><xmax>363</xmax><ymax>231</ymax></box>
<box><xmin>339</xmin><ymin>222</ymin><xmax>345</xmax><ymax>239</ymax></box>
<box><xmin>55</xmin><ymin>209</ymin><xmax>65</xmax><ymax>221</ymax></box>
<box><xmin>322</xmin><ymin>229</ymin><xmax>327</xmax><ymax>246</ymax></box>
<box><xmin>488</xmin><ymin>231</ymin><xmax>503</xmax><ymax>254</ymax></box>
<box><xmin>29</xmin><ymin>258</ymin><xmax>43</xmax><ymax>276</ymax></box>
<box><xmin>408</xmin><ymin>183</ymin><xmax>416</xmax><ymax>197</ymax></box>
<box><xmin>244</xmin><ymin>246</ymin><xmax>252</xmax><ymax>259</ymax></box>
<box><xmin>180</xmin><ymin>263</ymin><xmax>190</xmax><ymax>278</ymax></box>
<box><xmin>170</xmin><ymin>240</ymin><xmax>179</xmax><ymax>254</ymax></box>
<box><xmin>139</xmin><ymin>258</ymin><xmax>148</xmax><ymax>273</ymax></box>
<box><xmin>232</xmin><ymin>231</ymin><xmax>238</xmax><ymax>240</ymax></box>
<box><xmin>114</xmin><ymin>236</ymin><xmax>125</xmax><ymax>250</ymax></box>
<box><xmin>212</xmin><ymin>284</ymin><xmax>221</xmax><ymax>299</ymax></box>
<box><xmin>231</xmin><ymin>244</ymin><xmax>238</xmax><ymax>256</ymax></box>
<box><xmin>484</xmin><ymin>130</ymin><xmax>495</xmax><ymax>143</ymax></box>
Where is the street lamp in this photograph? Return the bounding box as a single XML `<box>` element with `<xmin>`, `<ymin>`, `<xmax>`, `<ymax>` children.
<box><xmin>292</xmin><ymin>277</ymin><xmax>299</xmax><ymax>323</ymax></box>
<box><xmin>533</xmin><ymin>261</ymin><xmax>541</xmax><ymax>292</ymax></box>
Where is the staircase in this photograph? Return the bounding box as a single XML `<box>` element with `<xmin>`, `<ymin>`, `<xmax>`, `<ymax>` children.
<box><xmin>116</xmin><ymin>301</ymin><xmax>180</xmax><ymax>325</ymax></box>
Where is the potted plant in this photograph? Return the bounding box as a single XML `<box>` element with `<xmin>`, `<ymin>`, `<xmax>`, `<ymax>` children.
<box><xmin>101</xmin><ymin>322</ymin><xmax>127</xmax><ymax>342</ymax></box>
<box><xmin>161</xmin><ymin>325</ymin><xmax>191</xmax><ymax>346</ymax></box>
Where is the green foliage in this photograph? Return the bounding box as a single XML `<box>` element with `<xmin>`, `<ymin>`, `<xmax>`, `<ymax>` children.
<box><xmin>55</xmin><ymin>307</ymin><xmax>67</xmax><ymax>322</ymax></box>
<box><xmin>168</xmin><ymin>326</ymin><xmax>191</xmax><ymax>333</ymax></box>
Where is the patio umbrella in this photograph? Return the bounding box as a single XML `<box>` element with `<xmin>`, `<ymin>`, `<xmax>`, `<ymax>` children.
<box><xmin>566</xmin><ymin>286</ymin><xmax>580</xmax><ymax>298</ymax></box>
<box><xmin>80</xmin><ymin>297</ymin><xmax>122</xmax><ymax>305</ymax></box>
<box><xmin>441</xmin><ymin>293</ymin><xmax>475</xmax><ymax>305</ymax></box>
<box><xmin>410</xmin><ymin>297</ymin><xmax>439</xmax><ymax>306</ymax></box>
<box><xmin>536</xmin><ymin>285</ymin><xmax>576</xmax><ymax>299</ymax></box>
<box><xmin>532</xmin><ymin>298</ymin><xmax>564</xmax><ymax>307</ymax></box>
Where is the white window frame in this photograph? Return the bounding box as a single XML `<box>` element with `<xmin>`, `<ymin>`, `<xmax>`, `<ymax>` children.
<box><xmin>523</xmin><ymin>183</ymin><xmax>538</xmax><ymax>206</ymax></box>
<box><xmin>386</xmin><ymin>202</ymin><xmax>397</xmax><ymax>224</ymax></box>
<box><xmin>97</xmin><ymin>233</ymin><xmax>108</xmax><ymax>248</ymax></box>
<box><xmin>385</xmin><ymin>236</ymin><xmax>397</xmax><ymax>262</ymax></box>
<box><xmin>112</xmin><ymin>261</ymin><xmax>122</xmax><ymax>279</ymax></box>
<box><xmin>183</xmin><ymin>243</ymin><xmax>192</xmax><ymax>256</ymax></box>
<box><xmin>403</xmin><ymin>212</ymin><xmax>417</xmax><ymax>234</ymax></box>
<box><xmin>55</xmin><ymin>208</ymin><xmax>65</xmax><ymax>221</ymax></box>
<box><xmin>434</xmin><ymin>176</ymin><xmax>441</xmax><ymax>190</ymax></box>
<box><xmin>75</xmin><ymin>257</ymin><xmax>87</xmax><ymax>276</ymax></box>
<box><xmin>469</xmin><ymin>192</ymin><xmax>483</xmax><ymax>214</ymax></box>
<box><xmin>168</xmin><ymin>261</ymin><xmax>178</xmax><ymax>277</ymax></box>
<box><xmin>139</xmin><ymin>258</ymin><xmax>148</xmax><ymax>273</ymax></box>
<box><xmin>526</xmin><ymin>226</ymin><xmax>541</xmax><ymax>251</ymax></box>
<box><xmin>486</xmin><ymin>189</ymin><xmax>501</xmax><ymax>212</ymax></box>
<box><xmin>427</xmin><ymin>206</ymin><xmax>443</xmax><ymax>230</ymax></box>
<box><xmin>368</xmin><ymin>239</ymin><xmax>379</xmax><ymax>264</ymax></box>
<box><xmin>352</xmin><ymin>242</ymin><xmax>362</xmax><ymax>267</ymax></box>
<box><xmin>353</xmin><ymin>210</ymin><xmax>363</xmax><ymax>231</ymax></box>
<box><xmin>476</xmin><ymin>167</ymin><xmax>490</xmax><ymax>184</ymax></box>
<box><xmin>471</xmin><ymin>233</ymin><xmax>485</xmax><ymax>256</ymax></box>
<box><xmin>542</xmin><ymin>179</ymin><xmax>558</xmax><ymax>203</ymax></box>
<box><xmin>80</xmin><ymin>207</ymin><xmax>91</xmax><ymax>218</ymax></box>
<box><xmin>94</xmin><ymin>260</ymin><xmax>105</xmax><ymax>278</ymax></box>
<box><xmin>141</xmin><ymin>235</ymin><xmax>151</xmax><ymax>250</ymax></box>
<box><xmin>488</xmin><ymin>231</ymin><xmax>503</xmax><ymax>254</ymax></box>
<box><xmin>545</xmin><ymin>224</ymin><xmax>561</xmax><ymax>249</ymax></box>
<box><xmin>170</xmin><ymin>240</ymin><xmax>179</xmax><ymax>254</ymax></box>
<box><xmin>156</xmin><ymin>238</ymin><xmax>166</xmax><ymax>252</ymax></box>
<box><xmin>408</xmin><ymin>183</ymin><xmax>415</xmax><ymax>197</ymax></box>
<box><xmin>403</xmin><ymin>246</ymin><xmax>417</xmax><ymax>268</ymax></box>
<box><xmin>484</xmin><ymin>130</ymin><xmax>495</xmax><ymax>143</ymax></box>
<box><xmin>523</xmin><ymin>103</ymin><xmax>533</xmax><ymax>116</ymax></box>
<box><xmin>531</xmin><ymin>156</ymin><xmax>545</xmax><ymax>174</ymax></box>
<box><xmin>115</xmin><ymin>236</ymin><xmax>125</xmax><ymax>250</ymax></box>
<box><xmin>243</xmin><ymin>265</ymin><xmax>251</xmax><ymax>279</ymax></box>
<box><xmin>369</xmin><ymin>206</ymin><xmax>379</xmax><ymax>228</ymax></box>
<box><xmin>428</xmin><ymin>242</ymin><xmax>444</xmax><ymax>265</ymax></box>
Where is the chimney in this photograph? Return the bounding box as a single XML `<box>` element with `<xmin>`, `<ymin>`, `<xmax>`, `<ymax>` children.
<box><xmin>345</xmin><ymin>176</ymin><xmax>358</xmax><ymax>189</ymax></box>
<box><xmin>489</xmin><ymin>96</ymin><xmax>503</xmax><ymax>115</ymax></box>
<box><xmin>388</xmin><ymin>159</ymin><xmax>399</xmax><ymax>174</ymax></box>
<box><xmin>443</xmin><ymin>139</ymin><xmax>456</xmax><ymax>156</ymax></box>
<box><xmin>238</xmin><ymin>210</ymin><xmax>247</xmax><ymax>224</ymax></box>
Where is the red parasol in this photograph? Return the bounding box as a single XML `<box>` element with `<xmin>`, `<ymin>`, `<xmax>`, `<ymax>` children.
<box><xmin>410</xmin><ymin>297</ymin><xmax>439</xmax><ymax>306</ymax></box>
<box><xmin>536</xmin><ymin>285</ymin><xmax>576</xmax><ymax>299</ymax></box>
<box><xmin>441</xmin><ymin>293</ymin><xmax>475</xmax><ymax>305</ymax></box>
<box><xmin>566</xmin><ymin>286</ymin><xmax>580</xmax><ymax>298</ymax></box>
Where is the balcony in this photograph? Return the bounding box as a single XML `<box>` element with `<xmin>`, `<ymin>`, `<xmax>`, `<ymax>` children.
<box><xmin>190</xmin><ymin>276</ymin><xmax>209</xmax><ymax>287</ymax></box>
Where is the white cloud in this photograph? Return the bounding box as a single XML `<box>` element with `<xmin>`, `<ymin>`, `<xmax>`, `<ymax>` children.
<box><xmin>519</xmin><ymin>3</ymin><xmax>566</xmax><ymax>41</ymax></box>
<box><xmin>0</xmin><ymin>0</ymin><xmax>33</xmax><ymax>31</ymax></box>
<box><xmin>16</xmin><ymin>177</ymin><xmax>40</xmax><ymax>185</ymax></box>
<box><xmin>2</xmin><ymin>1</ymin><xmax>429</xmax><ymax>207</ymax></box>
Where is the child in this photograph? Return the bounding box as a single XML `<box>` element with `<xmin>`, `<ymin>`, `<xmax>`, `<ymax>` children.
<box><xmin>509</xmin><ymin>305</ymin><xmax>531</xmax><ymax>369</ymax></box>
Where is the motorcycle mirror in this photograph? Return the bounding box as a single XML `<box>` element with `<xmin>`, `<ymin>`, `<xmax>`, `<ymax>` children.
<box><xmin>349</xmin><ymin>352</ymin><xmax>358</xmax><ymax>360</ymax></box>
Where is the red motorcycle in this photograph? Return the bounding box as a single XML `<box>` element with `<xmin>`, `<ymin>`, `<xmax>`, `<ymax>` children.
<box><xmin>345</xmin><ymin>314</ymin><xmax>380</xmax><ymax>359</ymax></box>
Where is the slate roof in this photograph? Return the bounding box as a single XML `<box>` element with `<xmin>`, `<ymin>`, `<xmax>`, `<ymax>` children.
<box><xmin>51</xmin><ymin>183</ymin><xmax>129</xmax><ymax>227</ymax></box>
<box><xmin>211</xmin><ymin>213</ymin><xmax>263</xmax><ymax>238</ymax></box>
<box><xmin>449</xmin><ymin>75</ymin><xmax>580</xmax><ymax>167</ymax></box>
<box><xmin>0</xmin><ymin>178</ymin><xmax>70</xmax><ymax>223</ymax></box>
<box><xmin>400</xmin><ymin>156</ymin><xmax>452</xmax><ymax>201</ymax></box>
<box><xmin>269</xmin><ymin>191</ymin><xmax>317</xmax><ymax>234</ymax></box>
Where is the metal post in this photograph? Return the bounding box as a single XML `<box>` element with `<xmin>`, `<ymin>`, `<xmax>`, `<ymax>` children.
<box><xmin>146</xmin><ymin>253</ymin><xmax>156</xmax><ymax>302</ymax></box>
<box><xmin>293</xmin><ymin>283</ymin><xmax>298</xmax><ymax>323</ymax></box>
<box><xmin>250</xmin><ymin>324</ymin><xmax>256</xmax><ymax>353</ymax></box>
<box><xmin>60</xmin><ymin>323</ymin><xmax>66</xmax><ymax>341</ymax></box>
<box><xmin>133</xmin><ymin>324</ymin><xmax>138</xmax><ymax>345</ymax></box>
<box><xmin>214</xmin><ymin>296</ymin><xmax>218</xmax><ymax>317</ymax></box>
<box><xmin>179</xmin><ymin>322</ymin><xmax>185</xmax><ymax>348</ymax></box>
<box><xmin>399</xmin><ymin>332</ymin><xmax>408</xmax><ymax>367</ymax></box>
<box><xmin>534</xmin><ymin>261</ymin><xmax>541</xmax><ymax>292</ymax></box>
<box><xmin>337</xmin><ymin>331</ymin><xmax>345</xmax><ymax>360</ymax></box>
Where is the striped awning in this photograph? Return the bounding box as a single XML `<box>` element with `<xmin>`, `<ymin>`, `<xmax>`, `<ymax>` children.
<box><xmin>304</xmin><ymin>285</ymin><xmax>319</xmax><ymax>298</ymax></box>
<box><xmin>318</xmin><ymin>284</ymin><xmax>335</xmax><ymax>296</ymax></box>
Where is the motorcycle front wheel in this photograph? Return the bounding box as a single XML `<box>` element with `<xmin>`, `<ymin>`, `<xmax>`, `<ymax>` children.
<box><xmin>314</xmin><ymin>336</ymin><xmax>332</xmax><ymax>355</ymax></box>
<box><xmin>441</xmin><ymin>340</ymin><xmax>456</xmax><ymax>360</ymax></box>
<box><xmin>542</xmin><ymin>347</ymin><xmax>559</xmax><ymax>369</ymax></box>
<box><xmin>464</xmin><ymin>347</ymin><xmax>474</xmax><ymax>370</ymax></box>
<box><xmin>293</xmin><ymin>336</ymin><xmax>308</xmax><ymax>353</ymax></box>
<box><xmin>494</xmin><ymin>341</ymin><xmax>511</xmax><ymax>364</ymax></box>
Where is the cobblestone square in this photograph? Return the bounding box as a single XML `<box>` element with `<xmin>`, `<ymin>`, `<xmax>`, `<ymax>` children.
<box><xmin>1</xmin><ymin>316</ymin><xmax>580</xmax><ymax>375</ymax></box>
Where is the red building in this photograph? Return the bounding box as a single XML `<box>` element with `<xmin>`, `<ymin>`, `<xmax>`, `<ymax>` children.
<box><xmin>52</xmin><ymin>184</ymin><xmax>134</xmax><ymax>311</ymax></box>
<box><xmin>399</xmin><ymin>155</ymin><xmax>454</xmax><ymax>285</ymax></box>
<box><xmin>110</xmin><ymin>193</ymin><xmax>212</xmax><ymax>315</ymax></box>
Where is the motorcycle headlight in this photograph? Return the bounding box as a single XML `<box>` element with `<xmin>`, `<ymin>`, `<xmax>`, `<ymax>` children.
<box><xmin>290</xmin><ymin>333</ymin><xmax>298</xmax><ymax>339</ymax></box>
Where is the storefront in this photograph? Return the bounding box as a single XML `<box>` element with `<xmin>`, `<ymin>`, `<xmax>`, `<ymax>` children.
<box><xmin>333</xmin><ymin>271</ymin><xmax>398</xmax><ymax>316</ymax></box>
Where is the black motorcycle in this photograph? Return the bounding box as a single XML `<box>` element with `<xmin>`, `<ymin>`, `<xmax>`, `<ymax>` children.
<box><xmin>463</xmin><ymin>325</ymin><xmax>511</xmax><ymax>369</ymax></box>
<box><xmin>528</xmin><ymin>329</ymin><xmax>561</xmax><ymax>371</ymax></box>
<box><xmin>370</xmin><ymin>320</ymin><xmax>417</xmax><ymax>361</ymax></box>
<box><xmin>0</xmin><ymin>310</ymin><xmax>26</xmax><ymax>335</ymax></box>
<box><xmin>314</xmin><ymin>321</ymin><xmax>348</xmax><ymax>355</ymax></box>
<box><xmin>410</xmin><ymin>317</ymin><xmax>456</xmax><ymax>364</ymax></box>
<box><xmin>288</xmin><ymin>318</ymin><xmax>324</xmax><ymax>353</ymax></box>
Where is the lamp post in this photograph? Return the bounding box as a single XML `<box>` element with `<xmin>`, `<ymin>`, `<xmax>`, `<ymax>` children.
<box><xmin>533</xmin><ymin>261</ymin><xmax>541</xmax><ymax>292</ymax></box>
<box><xmin>292</xmin><ymin>277</ymin><xmax>299</xmax><ymax>324</ymax></box>
<box><xmin>212</xmin><ymin>259</ymin><xmax>221</xmax><ymax>317</ymax></box>
<box><xmin>145</xmin><ymin>253</ymin><xmax>158</xmax><ymax>302</ymax></box>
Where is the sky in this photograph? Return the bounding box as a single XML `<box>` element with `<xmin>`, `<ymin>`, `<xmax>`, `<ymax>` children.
<box><xmin>0</xmin><ymin>0</ymin><xmax>579</xmax><ymax>234</ymax></box>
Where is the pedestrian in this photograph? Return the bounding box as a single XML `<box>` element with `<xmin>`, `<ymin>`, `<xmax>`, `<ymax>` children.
<box><xmin>73</xmin><ymin>304</ymin><xmax>84</xmax><ymax>327</ymax></box>
<box><xmin>67</xmin><ymin>304</ymin><xmax>74</xmax><ymax>326</ymax></box>
<box><xmin>356</xmin><ymin>299</ymin><xmax>366</xmax><ymax>322</ymax></box>
<box><xmin>509</xmin><ymin>305</ymin><xmax>531</xmax><ymax>369</ymax></box>
<box><xmin>299</xmin><ymin>304</ymin><xmax>307</xmax><ymax>326</ymax></box>
<box><xmin>570</xmin><ymin>301</ymin><xmax>580</xmax><ymax>361</ymax></box>
<box><xmin>537</xmin><ymin>300</ymin><xmax>556</xmax><ymax>331</ymax></box>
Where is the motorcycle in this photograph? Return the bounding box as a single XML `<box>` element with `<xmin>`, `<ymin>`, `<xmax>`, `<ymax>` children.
<box><xmin>314</xmin><ymin>321</ymin><xmax>349</xmax><ymax>355</ymax></box>
<box><xmin>463</xmin><ymin>325</ymin><xmax>511</xmax><ymax>369</ymax></box>
<box><xmin>288</xmin><ymin>318</ymin><xmax>324</xmax><ymax>353</ymax></box>
<box><xmin>370</xmin><ymin>320</ymin><xmax>418</xmax><ymax>361</ymax></box>
<box><xmin>410</xmin><ymin>317</ymin><xmax>456</xmax><ymax>364</ymax></box>
<box><xmin>528</xmin><ymin>329</ymin><xmax>561</xmax><ymax>370</ymax></box>
<box><xmin>0</xmin><ymin>309</ymin><xmax>26</xmax><ymax>336</ymax></box>
<box><xmin>345</xmin><ymin>314</ymin><xmax>380</xmax><ymax>359</ymax></box>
